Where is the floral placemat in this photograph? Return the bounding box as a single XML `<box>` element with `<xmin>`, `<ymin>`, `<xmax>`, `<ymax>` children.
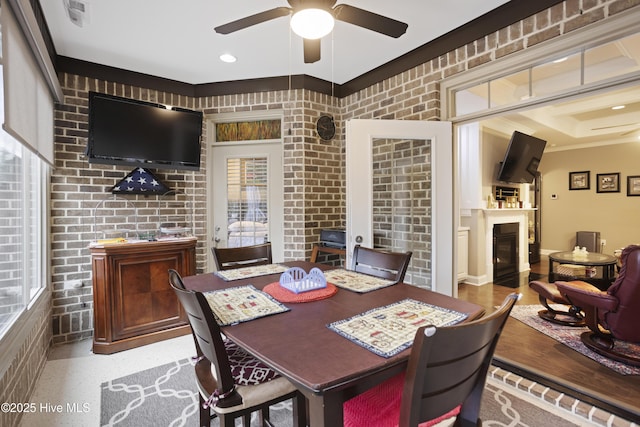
<box><xmin>323</xmin><ymin>268</ymin><xmax>396</xmax><ymax>293</ymax></box>
<box><xmin>328</xmin><ymin>299</ymin><xmax>468</xmax><ymax>358</ymax></box>
<box><xmin>215</xmin><ymin>263</ymin><xmax>288</xmax><ymax>281</ymax></box>
<box><xmin>203</xmin><ymin>285</ymin><xmax>290</xmax><ymax>326</ymax></box>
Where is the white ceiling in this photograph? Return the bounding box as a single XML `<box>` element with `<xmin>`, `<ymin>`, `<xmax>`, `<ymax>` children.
<box><xmin>42</xmin><ymin>0</ymin><xmax>510</xmax><ymax>85</ymax></box>
<box><xmin>40</xmin><ymin>1</ymin><xmax>640</xmax><ymax>149</ymax></box>
<box><xmin>479</xmin><ymin>31</ymin><xmax>640</xmax><ymax>150</ymax></box>
<box><xmin>484</xmin><ymin>85</ymin><xmax>640</xmax><ymax>151</ymax></box>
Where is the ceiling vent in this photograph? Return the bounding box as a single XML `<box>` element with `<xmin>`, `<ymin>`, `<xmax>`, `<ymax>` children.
<box><xmin>64</xmin><ymin>0</ymin><xmax>89</xmax><ymax>27</ymax></box>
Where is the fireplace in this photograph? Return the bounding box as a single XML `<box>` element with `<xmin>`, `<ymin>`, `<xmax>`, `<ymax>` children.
<box><xmin>480</xmin><ymin>209</ymin><xmax>530</xmax><ymax>286</ymax></box>
<box><xmin>493</xmin><ymin>222</ymin><xmax>519</xmax><ymax>284</ymax></box>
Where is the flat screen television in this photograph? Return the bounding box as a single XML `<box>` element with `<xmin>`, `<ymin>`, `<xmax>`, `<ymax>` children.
<box><xmin>87</xmin><ymin>92</ymin><xmax>203</xmax><ymax>171</ymax></box>
<box><xmin>496</xmin><ymin>131</ymin><xmax>546</xmax><ymax>184</ymax></box>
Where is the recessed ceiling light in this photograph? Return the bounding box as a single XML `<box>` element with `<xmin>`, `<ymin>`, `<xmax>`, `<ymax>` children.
<box><xmin>219</xmin><ymin>53</ymin><xmax>237</xmax><ymax>63</ymax></box>
<box><xmin>611</xmin><ymin>105</ymin><xmax>625</xmax><ymax>110</ymax></box>
<box><xmin>553</xmin><ymin>57</ymin><xmax>568</xmax><ymax>63</ymax></box>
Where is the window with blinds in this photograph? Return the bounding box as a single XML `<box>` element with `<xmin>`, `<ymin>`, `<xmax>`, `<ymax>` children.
<box><xmin>0</xmin><ymin>66</ymin><xmax>48</xmax><ymax>338</ymax></box>
<box><xmin>226</xmin><ymin>157</ymin><xmax>269</xmax><ymax>247</ymax></box>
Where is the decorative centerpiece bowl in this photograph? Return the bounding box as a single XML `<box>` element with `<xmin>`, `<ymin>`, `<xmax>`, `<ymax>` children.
<box><xmin>279</xmin><ymin>267</ymin><xmax>327</xmax><ymax>294</ymax></box>
<box><xmin>572</xmin><ymin>246</ymin><xmax>589</xmax><ymax>260</ymax></box>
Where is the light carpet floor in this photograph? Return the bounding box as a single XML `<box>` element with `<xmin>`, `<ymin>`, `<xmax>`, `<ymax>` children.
<box><xmin>100</xmin><ymin>357</ymin><xmax>585</xmax><ymax>427</ymax></box>
<box><xmin>20</xmin><ymin>328</ymin><xmax>631</xmax><ymax>427</ymax></box>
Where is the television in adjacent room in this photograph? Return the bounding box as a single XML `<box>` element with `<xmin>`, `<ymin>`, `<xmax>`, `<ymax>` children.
<box><xmin>496</xmin><ymin>131</ymin><xmax>547</xmax><ymax>184</ymax></box>
<box><xmin>87</xmin><ymin>92</ymin><xmax>203</xmax><ymax>171</ymax></box>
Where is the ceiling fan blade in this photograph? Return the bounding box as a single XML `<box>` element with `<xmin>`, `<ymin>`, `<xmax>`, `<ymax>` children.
<box><xmin>333</xmin><ymin>4</ymin><xmax>408</xmax><ymax>38</ymax></box>
<box><xmin>215</xmin><ymin>7</ymin><xmax>291</xmax><ymax>34</ymax></box>
<box><xmin>304</xmin><ymin>38</ymin><xmax>321</xmax><ymax>63</ymax></box>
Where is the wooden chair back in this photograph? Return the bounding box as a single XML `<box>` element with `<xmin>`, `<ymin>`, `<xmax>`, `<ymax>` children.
<box><xmin>169</xmin><ymin>269</ymin><xmax>306</xmax><ymax>426</ymax></box>
<box><xmin>212</xmin><ymin>242</ymin><xmax>272</xmax><ymax>271</ymax></box>
<box><xmin>351</xmin><ymin>244</ymin><xmax>412</xmax><ymax>283</ymax></box>
<box><xmin>399</xmin><ymin>293</ymin><xmax>520</xmax><ymax>426</ymax></box>
<box><xmin>168</xmin><ymin>269</ymin><xmax>240</xmax><ymax>407</ymax></box>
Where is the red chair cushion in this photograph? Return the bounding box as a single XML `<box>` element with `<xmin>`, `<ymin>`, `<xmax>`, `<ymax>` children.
<box><xmin>343</xmin><ymin>371</ymin><xmax>461</xmax><ymax>427</ymax></box>
<box><xmin>224</xmin><ymin>340</ymin><xmax>280</xmax><ymax>385</ymax></box>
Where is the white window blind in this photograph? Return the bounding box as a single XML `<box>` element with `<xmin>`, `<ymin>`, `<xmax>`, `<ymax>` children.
<box><xmin>226</xmin><ymin>157</ymin><xmax>269</xmax><ymax>247</ymax></box>
<box><xmin>1</xmin><ymin>0</ymin><xmax>61</xmax><ymax>165</ymax></box>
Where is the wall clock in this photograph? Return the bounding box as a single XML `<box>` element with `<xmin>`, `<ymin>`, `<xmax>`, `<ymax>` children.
<box><xmin>316</xmin><ymin>115</ymin><xmax>336</xmax><ymax>141</ymax></box>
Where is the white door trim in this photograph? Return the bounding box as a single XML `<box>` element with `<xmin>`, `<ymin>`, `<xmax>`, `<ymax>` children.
<box><xmin>345</xmin><ymin>119</ymin><xmax>455</xmax><ymax>296</ymax></box>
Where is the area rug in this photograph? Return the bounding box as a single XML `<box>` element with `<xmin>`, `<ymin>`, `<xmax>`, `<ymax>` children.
<box><xmin>101</xmin><ymin>359</ymin><xmax>581</xmax><ymax>426</ymax></box>
<box><xmin>510</xmin><ymin>305</ymin><xmax>640</xmax><ymax>376</ymax></box>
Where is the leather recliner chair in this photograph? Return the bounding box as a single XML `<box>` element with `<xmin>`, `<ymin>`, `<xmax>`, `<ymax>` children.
<box><xmin>555</xmin><ymin>244</ymin><xmax>640</xmax><ymax>367</ymax></box>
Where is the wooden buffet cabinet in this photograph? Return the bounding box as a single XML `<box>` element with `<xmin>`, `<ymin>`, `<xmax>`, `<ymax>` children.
<box><xmin>90</xmin><ymin>237</ymin><xmax>196</xmax><ymax>354</ymax></box>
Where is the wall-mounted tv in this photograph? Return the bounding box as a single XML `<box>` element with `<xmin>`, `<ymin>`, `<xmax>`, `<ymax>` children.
<box><xmin>497</xmin><ymin>131</ymin><xmax>546</xmax><ymax>184</ymax></box>
<box><xmin>87</xmin><ymin>92</ymin><xmax>203</xmax><ymax>171</ymax></box>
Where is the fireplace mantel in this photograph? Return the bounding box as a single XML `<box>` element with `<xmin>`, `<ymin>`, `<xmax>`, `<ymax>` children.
<box><xmin>483</xmin><ymin>208</ymin><xmax>534</xmax><ymax>283</ymax></box>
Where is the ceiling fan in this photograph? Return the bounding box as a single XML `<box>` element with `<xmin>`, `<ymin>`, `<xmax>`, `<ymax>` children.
<box><xmin>214</xmin><ymin>0</ymin><xmax>408</xmax><ymax>63</ymax></box>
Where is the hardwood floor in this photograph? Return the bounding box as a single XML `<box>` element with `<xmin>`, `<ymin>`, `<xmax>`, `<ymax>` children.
<box><xmin>458</xmin><ymin>256</ymin><xmax>640</xmax><ymax>423</ymax></box>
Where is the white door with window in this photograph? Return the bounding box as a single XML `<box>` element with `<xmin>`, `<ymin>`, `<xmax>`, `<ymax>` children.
<box><xmin>209</xmin><ymin>142</ymin><xmax>284</xmax><ymax>269</ymax></box>
<box><xmin>346</xmin><ymin>119</ymin><xmax>455</xmax><ymax>296</ymax></box>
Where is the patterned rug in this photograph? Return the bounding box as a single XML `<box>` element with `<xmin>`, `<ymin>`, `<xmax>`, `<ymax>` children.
<box><xmin>510</xmin><ymin>305</ymin><xmax>640</xmax><ymax>376</ymax></box>
<box><xmin>101</xmin><ymin>359</ymin><xmax>581</xmax><ymax>427</ymax></box>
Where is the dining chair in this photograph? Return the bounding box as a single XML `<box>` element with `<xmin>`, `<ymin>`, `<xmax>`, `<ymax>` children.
<box><xmin>310</xmin><ymin>244</ymin><xmax>346</xmax><ymax>266</ymax></box>
<box><xmin>168</xmin><ymin>269</ymin><xmax>306</xmax><ymax>427</ymax></box>
<box><xmin>343</xmin><ymin>293</ymin><xmax>521</xmax><ymax>427</ymax></box>
<box><xmin>351</xmin><ymin>244</ymin><xmax>412</xmax><ymax>283</ymax></box>
<box><xmin>212</xmin><ymin>242</ymin><xmax>272</xmax><ymax>271</ymax></box>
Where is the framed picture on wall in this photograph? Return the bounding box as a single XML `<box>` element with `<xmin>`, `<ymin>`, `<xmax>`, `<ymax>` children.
<box><xmin>627</xmin><ymin>176</ymin><xmax>640</xmax><ymax>196</ymax></box>
<box><xmin>569</xmin><ymin>171</ymin><xmax>590</xmax><ymax>190</ymax></box>
<box><xmin>596</xmin><ymin>173</ymin><xmax>620</xmax><ymax>193</ymax></box>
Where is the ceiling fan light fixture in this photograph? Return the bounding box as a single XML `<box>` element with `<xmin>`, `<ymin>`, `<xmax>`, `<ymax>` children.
<box><xmin>290</xmin><ymin>8</ymin><xmax>334</xmax><ymax>40</ymax></box>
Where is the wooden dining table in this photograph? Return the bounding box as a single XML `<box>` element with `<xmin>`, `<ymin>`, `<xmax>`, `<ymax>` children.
<box><xmin>182</xmin><ymin>261</ymin><xmax>485</xmax><ymax>427</ymax></box>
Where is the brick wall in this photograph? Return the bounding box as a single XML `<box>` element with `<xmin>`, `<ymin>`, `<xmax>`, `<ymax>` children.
<box><xmin>49</xmin><ymin>0</ymin><xmax>639</xmax><ymax>344</ymax></box>
<box><xmin>342</xmin><ymin>0</ymin><xmax>640</xmax><ymax>122</ymax></box>
<box><xmin>51</xmin><ymin>77</ymin><xmax>208</xmax><ymax>344</ymax></box>
<box><xmin>0</xmin><ymin>296</ymin><xmax>50</xmax><ymax>427</ymax></box>
<box><xmin>51</xmin><ymin>80</ymin><xmax>342</xmax><ymax>343</ymax></box>
<box><xmin>341</xmin><ymin>0</ymin><xmax>639</xmax><ymax>287</ymax></box>
<box><xmin>372</xmin><ymin>139</ymin><xmax>432</xmax><ymax>286</ymax></box>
